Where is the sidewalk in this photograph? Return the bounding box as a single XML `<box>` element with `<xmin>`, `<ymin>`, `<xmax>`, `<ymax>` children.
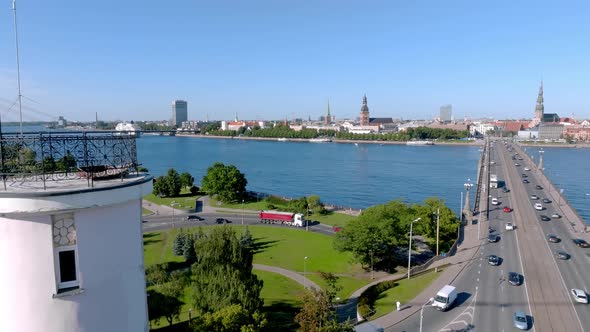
<box><xmin>253</xmin><ymin>264</ymin><xmax>321</xmax><ymax>290</ymax></box>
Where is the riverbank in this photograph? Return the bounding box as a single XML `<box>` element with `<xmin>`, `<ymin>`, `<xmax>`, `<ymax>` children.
<box><xmin>176</xmin><ymin>133</ymin><xmax>483</xmax><ymax>146</ymax></box>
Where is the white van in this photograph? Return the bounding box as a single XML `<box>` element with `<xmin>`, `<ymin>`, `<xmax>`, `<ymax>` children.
<box><xmin>432</xmin><ymin>285</ymin><xmax>457</xmax><ymax>311</ymax></box>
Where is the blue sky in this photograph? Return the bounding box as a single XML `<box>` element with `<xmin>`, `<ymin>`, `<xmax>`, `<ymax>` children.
<box><xmin>0</xmin><ymin>0</ymin><xmax>589</xmax><ymax>122</ymax></box>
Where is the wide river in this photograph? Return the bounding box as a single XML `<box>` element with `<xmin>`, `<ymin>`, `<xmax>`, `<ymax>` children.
<box><xmin>137</xmin><ymin>136</ymin><xmax>589</xmax><ymax>224</ymax></box>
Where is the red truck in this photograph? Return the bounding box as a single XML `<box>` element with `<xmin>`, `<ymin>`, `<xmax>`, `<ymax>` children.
<box><xmin>259</xmin><ymin>211</ymin><xmax>306</xmax><ymax>227</ymax></box>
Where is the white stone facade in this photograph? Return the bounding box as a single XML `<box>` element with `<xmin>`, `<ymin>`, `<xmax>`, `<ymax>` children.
<box><xmin>0</xmin><ymin>177</ymin><xmax>152</xmax><ymax>332</ymax></box>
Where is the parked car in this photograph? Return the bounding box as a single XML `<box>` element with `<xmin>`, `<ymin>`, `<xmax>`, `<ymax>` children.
<box><xmin>535</xmin><ymin>185</ymin><xmax>543</xmax><ymax>190</ymax></box>
<box><xmin>530</xmin><ymin>195</ymin><xmax>540</xmax><ymax>200</ymax></box>
<box><xmin>488</xmin><ymin>255</ymin><xmax>500</xmax><ymax>266</ymax></box>
<box><xmin>542</xmin><ymin>198</ymin><xmax>552</xmax><ymax>203</ymax></box>
<box><xmin>502</xmin><ymin>187</ymin><xmax>510</xmax><ymax>193</ymax></box>
<box><xmin>505</xmin><ymin>222</ymin><xmax>515</xmax><ymax>231</ymax></box>
<box><xmin>521</xmin><ymin>174</ymin><xmax>528</xmax><ymax>178</ymax></box>
<box><xmin>524</xmin><ymin>167</ymin><xmax>531</xmax><ymax>171</ymax></box>
<box><xmin>488</xmin><ymin>234</ymin><xmax>499</xmax><ymax>243</ymax></box>
<box><xmin>571</xmin><ymin>289</ymin><xmax>589</xmax><ymax>304</ymax></box>
<box><xmin>547</xmin><ymin>234</ymin><xmax>560</xmax><ymax>243</ymax></box>
<box><xmin>522</xmin><ymin>179</ymin><xmax>529</xmax><ymax>183</ymax></box>
<box><xmin>503</xmin><ymin>206</ymin><xmax>512</xmax><ymax>213</ymax></box>
<box><xmin>555</xmin><ymin>251</ymin><xmax>570</xmax><ymax>260</ymax></box>
<box><xmin>491</xmin><ymin>198</ymin><xmax>500</xmax><ymax>205</ymax></box>
<box><xmin>515</xmin><ymin>163</ymin><xmax>521</xmax><ymax>166</ymax></box>
<box><xmin>508</xmin><ymin>272</ymin><xmax>522</xmax><ymax>286</ymax></box>
<box><xmin>540</xmin><ymin>215</ymin><xmax>550</xmax><ymax>221</ymax></box>
<box><xmin>573</xmin><ymin>239</ymin><xmax>590</xmax><ymax>248</ymax></box>
<box><xmin>513</xmin><ymin>311</ymin><xmax>528</xmax><ymax>330</ymax></box>
<box><xmin>534</xmin><ymin>203</ymin><xmax>543</xmax><ymax>210</ymax></box>
<box><xmin>551</xmin><ymin>212</ymin><xmax>561</xmax><ymax>218</ymax></box>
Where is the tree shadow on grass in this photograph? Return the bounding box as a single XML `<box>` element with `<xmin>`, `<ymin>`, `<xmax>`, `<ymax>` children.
<box><xmin>143</xmin><ymin>233</ymin><xmax>161</xmax><ymax>246</ymax></box>
<box><xmin>262</xmin><ymin>301</ymin><xmax>300</xmax><ymax>332</ymax></box>
<box><xmin>250</xmin><ymin>237</ymin><xmax>281</xmax><ymax>255</ymax></box>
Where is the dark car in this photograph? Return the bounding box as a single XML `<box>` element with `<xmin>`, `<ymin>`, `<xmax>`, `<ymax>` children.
<box><xmin>502</xmin><ymin>187</ymin><xmax>510</xmax><ymax>193</ymax></box>
<box><xmin>522</xmin><ymin>179</ymin><xmax>529</xmax><ymax>183</ymax></box>
<box><xmin>216</xmin><ymin>218</ymin><xmax>231</xmax><ymax>224</ymax></box>
<box><xmin>573</xmin><ymin>239</ymin><xmax>590</xmax><ymax>248</ymax></box>
<box><xmin>547</xmin><ymin>234</ymin><xmax>560</xmax><ymax>243</ymax></box>
<box><xmin>542</xmin><ymin>198</ymin><xmax>552</xmax><ymax>204</ymax></box>
<box><xmin>508</xmin><ymin>272</ymin><xmax>522</xmax><ymax>286</ymax></box>
<box><xmin>540</xmin><ymin>215</ymin><xmax>550</xmax><ymax>221</ymax></box>
<box><xmin>488</xmin><ymin>255</ymin><xmax>500</xmax><ymax>266</ymax></box>
<box><xmin>555</xmin><ymin>251</ymin><xmax>570</xmax><ymax>260</ymax></box>
<box><xmin>535</xmin><ymin>185</ymin><xmax>543</xmax><ymax>190</ymax></box>
<box><xmin>488</xmin><ymin>234</ymin><xmax>499</xmax><ymax>243</ymax></box>
<box><xmin>187</xmin><ymin>215</ymin><xmax>204</xmax><ymax>221</ymax></box>
<box><xmin>521</xmin><ymin>174</ymin><xmax>528</xmax><ymax>178</ymax></box>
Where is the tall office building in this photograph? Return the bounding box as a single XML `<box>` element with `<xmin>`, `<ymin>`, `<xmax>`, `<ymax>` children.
<box><xmin>171</xmin><ymin>100</ymin><xmax>188</xmax><ymax>127</ymax></box>
<box><xmin>440</xmin><ymin>104</ymin><xmax>452</xmax><ymax>122</ymax></box>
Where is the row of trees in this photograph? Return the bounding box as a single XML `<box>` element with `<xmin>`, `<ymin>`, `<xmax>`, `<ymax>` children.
<box><xmin>334</xmin><ymin>198</ymin><xmax>459</xmax><ymax>272</ymax></box>
<box><xmin>264</xmin><ymin>195</ymin><xmax>327</xmax><ymax>216</ymax></box>
<box><xmin>206</xmin><ymin>125</ymin><xmax>469</xmax><ymax>141</ymax></box>
<box><xmin>152</xmin><ymin>168</ymin><xmax>196</xmax><ymax>197</ymax></box>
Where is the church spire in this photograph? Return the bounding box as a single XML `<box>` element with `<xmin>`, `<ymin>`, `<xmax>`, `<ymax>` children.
<box><xmin>325</xmin><ymin>99</ymin><xmax>332</xmax><ymax>125</ymax></box>
<box><xmin>535</xmin><ymin>81</ymin><xmax>544</xmax><ymax>121</ymax></box>
<box><xmin>360</xmin><ymin>94</ymin><xmax>370</xmax><ymax>126</ymax></box>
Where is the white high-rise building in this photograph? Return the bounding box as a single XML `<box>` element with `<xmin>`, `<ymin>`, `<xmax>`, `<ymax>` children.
<box><xmin>0</xmin><ymin>133</ymin><xmax>152</xmax><ymax>332</ymax></box>
<box><xmin>171</xmin><ymin>100</ymin><xmax>188</xmax><ymax>127</ymax></box>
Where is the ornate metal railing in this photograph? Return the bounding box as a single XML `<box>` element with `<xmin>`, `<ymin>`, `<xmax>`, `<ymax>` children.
<box><xmin>0</xmin><ymin>132</ymin><xmax>139</xmax><ymax>190</ymax></box>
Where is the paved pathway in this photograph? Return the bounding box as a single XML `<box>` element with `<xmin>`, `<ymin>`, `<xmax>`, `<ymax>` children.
<box><xmin>253</xmin><ymin>264</ymin><xmax>321</xmax><ymax>290</ymax></box>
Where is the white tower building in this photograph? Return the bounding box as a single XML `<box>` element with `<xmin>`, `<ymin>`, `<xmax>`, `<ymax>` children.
<box><xmin>0</xmin><ymin>133</ymin><xmax>152</xmax><ymax>332</ymax></box>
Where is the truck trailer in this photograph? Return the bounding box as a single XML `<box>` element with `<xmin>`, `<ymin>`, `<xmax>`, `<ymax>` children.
<box><xmin>259</xmin><ymin>211</ymin><xmax>306</xmax><ymax>227</ymax></box>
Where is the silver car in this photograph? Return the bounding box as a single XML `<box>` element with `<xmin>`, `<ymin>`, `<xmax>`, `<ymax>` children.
<box><xmin>513</xmin><ymin>311</ymin><xmax>528</xmax><ymax>330</ymax></box>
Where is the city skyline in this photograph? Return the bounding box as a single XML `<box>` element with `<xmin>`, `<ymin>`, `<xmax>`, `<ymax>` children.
<box><xmin>1</xmin><ymin>1</ymin><xmax>590</xmax><ymax>122</ymax></box>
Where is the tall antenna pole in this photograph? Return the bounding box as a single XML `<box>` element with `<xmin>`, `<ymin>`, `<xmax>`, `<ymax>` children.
<box><xmin>13</xmin><ymin>0</ymin><xmax>24</xmax><ymax>136</ymax></box>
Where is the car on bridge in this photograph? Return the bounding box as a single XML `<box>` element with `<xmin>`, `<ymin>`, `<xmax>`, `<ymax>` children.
<box><xmin>515</xmin><ymin>163</ymin><xmax>521</xmax><ymax>166</ymax></box>
<box><xmin>513</xmin><ymin>311</ymin><xmax>528</xmax><ymax>330</ymax></box>
<box><xmin>542</xmin><ymin>198</ymin><xmax>552</xmax><ymax>203</ymax></box>
<box><xmin>522</xmin><ymin>179</ymin><xmax>529</xmax><ymax>183</ymax></box>
<box><xmin>505</xmin><ymin>222</ymin><xmax>515</xmax><ymax>231</ymax></box>
<box><xmin>573</xmin><ymin>239</ymin><xmax>590</xmax><ymax>248</ymax></box>
<box><xmin>571</xmin><ymin>289</ymin><xmax>589</xmax><ymax>304</ymax></box>
<box><xmin>530</xmin><ymin>194</ymin><xmax>540</xmax><ymax>200</ymax></box>
<box><xmin>555</xmin><ymin>251</ymin><xmax>570</xmax><ymax>260</ymax></box>
<box><xmin>540</xmin><ymin>215</ymin><xmax>550</xmax><ymax>221</ymax></box>
<box><xmin>508</xmin><ymin>272</ymin><xmax>522</xmax><ymax>286</ymax></box>
<box><xmin>503</xmin><ymin>206</ymin><xmax>512</xmax><ymax>213</ymax></box>
<box><xmin>521</xmin><ymin>173</ymin><xmax>528</xmax><ymax>178</ymax></box>
<box><xmin>534</xmin><ymin>203</ymin><xmax>543</xmax><ymax>210</ymax></box>
<box><xmin>524</xmin><ymin>167</ymin><xmax>531</xmax><ymax>171</ymax></box>
<box><xmin>491</xmin><ymin>198</ymin><xmax>500</xmax><ymax>205</ymax></box>
<box><xmin>535</xmin><ymin>185</ymin><xmax>543</xmax><ymax>190</ymax></box>
<box><xmin>547</xmin><ymin>234</ymin><xmax>560</xmax><ymax>243</ymax></box>
<box><xmin>551</xmin><ymin>212</ymin><xmax>561</xmax><ymax>218</ymax></box>
<box><xmin>502</xmin><ymin>187</ymin><xmax>510</xmax><ymax>193</ymax></box>
<box><xmin>488</xmin><ymin>255</ymin><xmax>500</xmax><ymax>266</ymax></box>
<box><xmin>488</xmin><ymin>234</ymin><xmax>499</xmax><ymax>243</ymax></box>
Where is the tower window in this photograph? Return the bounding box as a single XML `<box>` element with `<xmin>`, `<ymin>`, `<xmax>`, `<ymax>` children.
<box><xmin>52</xmin><ymin>214</ymin><xmax>80</xmax><ymax>292</ymax></box>
<box><xmin>55</xmin><ymin>246</ymin><xmax>79</xmax><ymax>290</ymax></box>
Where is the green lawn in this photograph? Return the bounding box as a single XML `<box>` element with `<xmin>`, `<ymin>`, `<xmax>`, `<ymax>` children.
<box><xmin>371</xmin><ymin>270</ymin><xmax>442</xmax><ymax>319</ymax></box>
<box><xmin>312</xmin><ymin>212</ymin><xmax>357</xmax><ymax>227</ymax></box>
<box><xmin>144</xmin><ymin>189</ymin><xmax>202</xmax><ymax>210</ymax></box>
<box><xmin>211</xmin><ymin>199</ymin><xmax>268</xmax><ymax>211</ymax></box>
<box><xmin>306</xmin><ymin>274</ymin><xmax>368</xmax><ymax>300</ymax></box>
<box><xmin>143</xmin><ymin>225</ymin><xmax>371</xmax><ymax>299</ymax></box>
<box><xmin>143</xmin><ymin>207</ymin><xmax>153</xmax><ymax>215</ymax></box>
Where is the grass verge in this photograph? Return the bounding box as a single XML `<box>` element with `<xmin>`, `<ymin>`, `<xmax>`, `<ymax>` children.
<box><xmin>371</xmin><ymin>270</ymin><xmax>441</xmax><ymax>319</ymax></box>
<box><xmin>144</xmin><ymin>189</ymin><xmax>202</xmax><ymax>210</ymax></box>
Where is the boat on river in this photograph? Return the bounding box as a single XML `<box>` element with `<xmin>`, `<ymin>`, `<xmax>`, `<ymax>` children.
<box><xmin>406</xmin><ymin>140</ymin><xmax>434</xmax><ymax>146</ymax></box>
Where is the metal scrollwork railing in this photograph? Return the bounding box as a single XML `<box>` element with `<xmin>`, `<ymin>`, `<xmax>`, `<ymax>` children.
<box><xmin>0</xmin><ymin>132</ymin><xmax>139</xmax><ymax>190</ymax></box>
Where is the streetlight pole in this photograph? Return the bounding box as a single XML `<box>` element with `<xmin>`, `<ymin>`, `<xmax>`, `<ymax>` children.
<box><xmin>419</xmin><ymin>298</ymin><xmax>434</xmax><ymax>332</ymax></box>
<box><xmin>303</xmin><ymin>256</ymin><xmax>308</xmax><ymax>288</ymax></box>
<box><xmin>460</xmin><ymin>191</ymin><xmax>463</xmax><ymax>224</ymax></box>
<box><xmin>241</xmin><ymin>199</ymin><xmax>244</xmax><ymax>225</ymax></box>
<box><xmin>306</xmin><ymin>205</ymin><xmax>309</xmax><ymax>232</ymax></box>
<box><xmin>408</xmin><ymin>217</ymin><xmax>421</xmax><ymax>279</ymax></box>
<box><xmin>170</xmin><ymin>201</ymin><xmax>179</xmax><ymax>228</ymax></box>
<box><xmin>370</xmin><ymin>250</ymin><xmax>374</xmax><ymax>280</ymax></box>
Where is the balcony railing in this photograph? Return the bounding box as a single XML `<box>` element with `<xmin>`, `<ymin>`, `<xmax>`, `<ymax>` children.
<box><xmin>0</xmin><ymin>132</ymin><xmax>139</xmax><ymax>190</ymax></box>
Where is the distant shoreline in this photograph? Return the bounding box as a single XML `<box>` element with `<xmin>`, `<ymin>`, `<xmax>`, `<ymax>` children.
<box><xmin>176</xmin><ymin>133</ymin><xmax>486</xmax><ymax>146</ymax></box>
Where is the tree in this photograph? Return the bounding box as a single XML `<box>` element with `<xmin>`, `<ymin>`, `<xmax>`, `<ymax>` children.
<box><xmin>146</xmin><ymin>263</ymin><xmax>168</xmax><ymax>286</ymax></box>
<box><xmin>147</xmin><ymin>269</ymin><xmax>189</xmax><ymax>326</ymax></box>
<box><xmin>239</xmin><ymin>227</ymin><xmax>254</xmax><ymax>249</ymax></box>
<box><xmin>152</xmin><ymin>168</ymin><xmax>183</xmax><ymax>197</ymax></box>
<box><xmin>294</xmin><ymin>288</ymin><xmax>354</xmax><ymax>332</ymax></box>
<box><xmin>173</xmin><ymin>232</ymin><xmax>187</xmax><ymax>256</ymax></box>
<box><xmin>191</xmin><ymin>226</ymin><xmax>263</xmax><ymax>315</ymax></box>
<box><xmin>183</xmin><ymin>235</ymin><xmax>197</xmax><ymax>263</ymax></box>
<box><xmin>201</xmin><ymin>162</ymin><xmax>248</xmax><ymax>203</ymax></box>
<box><xmin>180</xmin><ymin>172</ymin><xmax>195</xmax><ymax>188</ymax></box>
<box><xmin>192</xmin><ymin>304</ymin><xmax>267</xmax><ymax>332</ymax></box>
<box><xmin>307</xmin><ymin>195</ymin><xmax>327</xmax><ymax>215</ymax></box>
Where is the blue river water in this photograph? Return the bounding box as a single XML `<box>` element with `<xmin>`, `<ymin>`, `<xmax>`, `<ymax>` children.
<box><xmin>138</xmin><ymin>136</ymin><xmax>481</xmax><ymax>212</ymax></box>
